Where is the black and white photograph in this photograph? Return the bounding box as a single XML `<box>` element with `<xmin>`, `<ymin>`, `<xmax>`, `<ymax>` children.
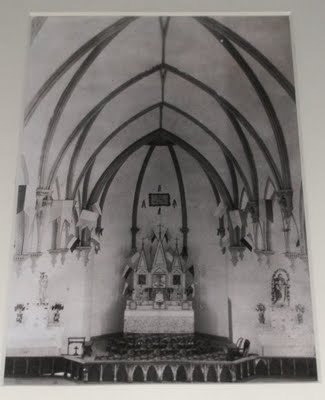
<box><xmin>1</xmin><ymin>14</ymin><xmax>318</xmax><ymax>385</ymax></box>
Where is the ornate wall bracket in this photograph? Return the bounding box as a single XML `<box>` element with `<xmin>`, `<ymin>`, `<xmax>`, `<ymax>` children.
<box><xmin>29</xmin><ymin>251</ymin><xmax>42</xmax><ymax>271</ymax></box>
<box><xmin>48</xmin><ymin>248</ymin><xmax>69</xmax><ymax>266</ymax></box>
<box><xmin>76</xmin><ymin>246</ymin><xmax>91</xmax><ymax>266</ymax></box>
<box><xmin>229</xmin><ymin>246</ymin><xmax>245</xmax><ymax>266</ymax></box>
<box><xmin>14</xmin><ymin>254</ymin><xmax>29</xmax><ymax>277</ymax></box>
<box><xmin>254</xmin><ymin>249</ymin><xmax>264</xmax><ymax>265</ymax></box>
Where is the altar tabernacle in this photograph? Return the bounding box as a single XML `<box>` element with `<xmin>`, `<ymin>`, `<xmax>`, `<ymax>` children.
<box><xmin>123</xmin><ymin>228</ymin><xmax>194</xmax><ymax>333</ymax></box>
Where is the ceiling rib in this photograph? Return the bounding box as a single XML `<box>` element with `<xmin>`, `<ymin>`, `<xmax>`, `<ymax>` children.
<box><xmin>69</xmin><ymin>101</ymin><xmax>252</xmax><ymax>204</ymax></box>
<box><xmin>69</xmin><ymin>103</ymin><xmax>162</xmax><ymax>200</ymax></box>
<box><xmin>168</xmin><ymin>145</ymin><xmax>189</xmax><ymax>257</ymax></box>
<box><xmin>86</xmin><ymin>129</ymin><xmax>234</xmax><ymax>210</ymax></box>
<box><xmin>131</xmin><ymin>145</ymin><xmax>156</xmax><ymax>250</ymax></box>
<box><xmin>94</xmin><ymin>136</ymin><xmax>228</xmax><ymax>250</ymax></box>
<box><xmin>164</xmin><ymin>63</ymin><xmax>283</xmax><ymax>189</ymax></box>
<box><xmin>164</xmin><ymin>102</ymin><xmax>253</xmax><ymax>200</ymax></box>
<box><xmin>39</xmin><ymin>22</ymin><xmax>133</xmax><ymax>187</ymax></box>
<box><xmin>25</xmin><ymin>17</ymin><xmax>137</xmax><ymax>125</ymax></box>
<box><xmin>198</xmin><ymin>23</ymin><xmax>291</xmax><ymax>187</ymax></box>
<box><xmin>47</xmin><ymin>65</ymin><xmax>161</xmax><ymax>192</ymax></box>
<box><xmin>195</xmin><ymin>17</ymin><xmax>295</xmax><ymax>101</ymax></box>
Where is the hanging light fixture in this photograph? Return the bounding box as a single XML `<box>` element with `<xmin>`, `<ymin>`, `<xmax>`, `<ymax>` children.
<box><xmin>141</xmin><ymin>200</ymin><xmax>146</xmax><ymax>208</ymax></box>
<box><xmin>172</xmin><ymin>199</ymin><xmax>177</xmax><ymax>208</ymax></box>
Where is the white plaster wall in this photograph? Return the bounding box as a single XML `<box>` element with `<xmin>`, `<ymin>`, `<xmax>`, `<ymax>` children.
<box><xmin>6</xmin><ymin>251</ymin><xmax>95</xmax><ymax>355</ymax></box>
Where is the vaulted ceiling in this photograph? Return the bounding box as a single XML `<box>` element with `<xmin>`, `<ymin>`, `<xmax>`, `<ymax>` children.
<box><xmin>22</xmin><ymin>16</ymin><xmax>300</xmax><ymax>233</ymax></box>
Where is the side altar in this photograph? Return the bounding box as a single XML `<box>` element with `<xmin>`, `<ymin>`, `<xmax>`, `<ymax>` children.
<box><xmin>123</xmin><ymin>231</ymin><xmax>194</xmax><ymax>334</ymax></box>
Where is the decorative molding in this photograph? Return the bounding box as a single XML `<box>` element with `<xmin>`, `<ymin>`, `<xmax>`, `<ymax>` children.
<box><xmin>14</xmin><ymin>254</ymin><xmax>29</xmax><ymax>262</ymax></box>
<box><xmin>48</xmin><ymin>248</ymin><xmax>69</xmax><ymax>266</ymax></box>
<box><xmin>254</xmin><ymin>249</ymin><xmax>264</xmax><ymax>265</ymax></box>
<box><xmin>29</xmin><ymin>251</ymin><xmax>42</xmax><ymax>271</ymax></box>
<box><xmin>229</xmin><ymin>246</ymin><xmax>245</xmax><ymax>266</ymax></box>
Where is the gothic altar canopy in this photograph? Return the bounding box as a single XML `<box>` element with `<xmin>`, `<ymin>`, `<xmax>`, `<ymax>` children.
<box><xmin>123</xmin><ymin>228</ymin><xmax>194</xmax><ymax>334</ymax></box>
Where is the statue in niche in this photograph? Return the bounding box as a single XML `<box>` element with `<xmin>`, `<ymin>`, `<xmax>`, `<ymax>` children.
<box><xmin>39</xmin><ymin>272</ymin><xmax>49</xmax><ymax>305</ymax></box>
<box><xmin>271</xmin><ymin>269</ymin><xmax>290</xmax><ymax>307</ymax></box>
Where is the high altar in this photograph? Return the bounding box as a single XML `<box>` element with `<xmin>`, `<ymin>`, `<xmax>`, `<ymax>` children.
<box><xmin>123</xmin><ymin>232</ymin><xmax>194</xmax><ymax>334</ymax></box>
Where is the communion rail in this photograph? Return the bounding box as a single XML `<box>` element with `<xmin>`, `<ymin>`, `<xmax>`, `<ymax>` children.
<box><xmin>4</xmin><ymin>356</ymin><xmax>317</xmax><ymax>383</ymax></box>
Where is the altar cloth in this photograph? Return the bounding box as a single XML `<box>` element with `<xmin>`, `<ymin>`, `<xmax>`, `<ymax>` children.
<box><xmin>124</xmin><ymin>309</ymin><xmax>194</xmax><ymax>334</ymax></box>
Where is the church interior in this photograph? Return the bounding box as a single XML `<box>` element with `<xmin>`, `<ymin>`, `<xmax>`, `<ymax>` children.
<box><xmin>4</xmin><ymin>15</ymin><xmax>317</xmax><ymax>383</ymax></box>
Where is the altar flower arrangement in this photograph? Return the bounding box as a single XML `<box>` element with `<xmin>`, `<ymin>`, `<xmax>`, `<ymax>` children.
<box><xmin>295</xmin><ymin>304</ymin><xmax>305</xmax><ymax>324</ymax></box>
<box><xmin>255</xmin><ymin>303</ymin><xmax>266</xmax><ymax>324</ymax></box>
<box><xmin>51</xmin><ymin>303</ymin><xmax>64</xmax><ymax>323</ymax></box>
<box><xmin>14</xmin><ymin>303</ymin><xmax>25</xmax><ymax>323</ymax></box>
<box><xmin>51</xmin><ymin>302</ymin><xmax>64</xmax><ymax>311</ymax></box>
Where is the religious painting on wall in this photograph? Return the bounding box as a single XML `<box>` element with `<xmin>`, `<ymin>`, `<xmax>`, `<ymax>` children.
<box><xmin>271</xmin><ymin>269</ymin><xmax>290</xmax><ymax>307</ymax></box>
<box><xmin>2</xmin><ymin>13</ymin><xmax>317</xmax><ymax>385</ymax></box>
